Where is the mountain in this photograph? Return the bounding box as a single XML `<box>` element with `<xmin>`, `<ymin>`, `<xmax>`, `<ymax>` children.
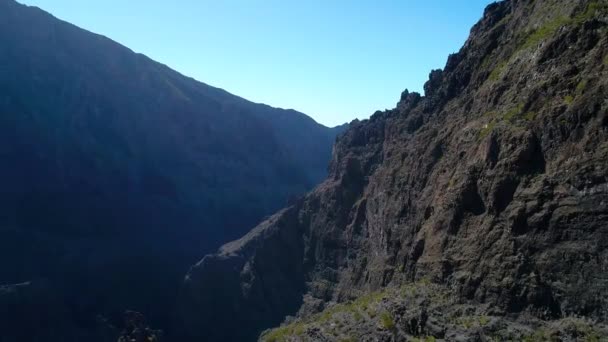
<box><xmin>178</xmin><ymin>0</ymin><xmax>608</xmax><ymax>340</ymax></box>
<box><xmin>0</xmin><ymin>0</ymin><xmax>344</xmax><ymax>337</ymax></box>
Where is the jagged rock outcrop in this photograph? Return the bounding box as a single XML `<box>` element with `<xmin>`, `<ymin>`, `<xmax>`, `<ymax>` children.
<box><xmin>179</xmin><ymin>0</ymin><xmax>608</xmax><ymax>340</ymax></box>
<box><xmin>117</xmin><ymin>311</ymin><xmax>163</xmax><ymax>342</ymax></box>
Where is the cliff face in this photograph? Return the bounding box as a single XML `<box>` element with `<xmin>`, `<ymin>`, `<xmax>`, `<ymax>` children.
<box><xmin>179</xmin><ymin>0</ymin><xmax>608</xmax><ymax>340</ymax></box>
<box><xmin>0</xmin><ymin>0</ymin><xmax>342</xmax><ymax>338</ymax></box>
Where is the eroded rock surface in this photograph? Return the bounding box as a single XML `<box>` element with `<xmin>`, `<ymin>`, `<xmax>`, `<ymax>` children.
<box><xmin>179</xmin><ymin>1</ymin><xmax>608</xmax><ymax>340</ymax></box>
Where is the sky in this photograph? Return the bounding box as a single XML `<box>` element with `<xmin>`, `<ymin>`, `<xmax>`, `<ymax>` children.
<box><xmin>19</xmin><ymin>0</ymin><xmax>495</xmax><ymax>127</ymax></box>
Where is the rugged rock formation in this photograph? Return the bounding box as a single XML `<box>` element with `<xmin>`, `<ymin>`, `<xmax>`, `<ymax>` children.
<box><xmin>179</xmin><ymin>0</ymin><xmax>608</xmax><ymax>340</ymax></box>
<box><xmin>0</xmin><ymin>0</ymin><xmax>343</xmax><ymax>337</ymax></box>
<box><xmin>117</xmin><ymin>311</ymin><xmax>163</xmax><ymax>342</ymax></box>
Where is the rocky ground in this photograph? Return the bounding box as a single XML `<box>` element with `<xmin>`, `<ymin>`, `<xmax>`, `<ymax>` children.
<box><xmin>261</xmin><ymin>282</ymin><xmax>608</xmax><ymax>341</ymax></box>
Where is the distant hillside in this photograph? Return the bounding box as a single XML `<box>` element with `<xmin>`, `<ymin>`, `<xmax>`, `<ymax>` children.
<box><xmin>0</xmin><ymin>0</ymin><xmax>345</xmax><ymax>336</ymax></box>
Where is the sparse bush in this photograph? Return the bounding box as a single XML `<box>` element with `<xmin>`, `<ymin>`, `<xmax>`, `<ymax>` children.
<box><xmin>522</xmin><ymin>16</ymin><xmax>570</xmax><ymax>49</ymax></box>
<box><xmin>522</xmin><ymin>1</ymin><xmax>608</xmax><ymax>51</ymax></box>
<box><xmin>503</xmin><ymin>103</ymin><xmax>525</xmax><ymax>122</ymax></box>
<box><xmin>576</xmin><ymin>79</ymin><xmax>588</xmax><ymax>94</ymax></box>
<box><xmin>380</xmin><ymin>311</ymin><xmax>395</xmax><ymax>330</ymax></box>
<box><xmin>488</xmin><ymin>61</ymin><xmax>507</xmax><ymax>81</ymax></box>
<box><xmin>479</xmin><ymin>120</ymin><xmax>496</xmax><ymax>139</ymax></box>
<box><xmin>523</xmin><ymin>111</ymin><xmax>537</xmax><ymax>121</ymax></box>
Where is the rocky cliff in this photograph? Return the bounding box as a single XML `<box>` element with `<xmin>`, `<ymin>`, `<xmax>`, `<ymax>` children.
<box><xmin>179</xmin><ymin>0</ymin><xmax>608</xmax><ymax>340</ymax></box>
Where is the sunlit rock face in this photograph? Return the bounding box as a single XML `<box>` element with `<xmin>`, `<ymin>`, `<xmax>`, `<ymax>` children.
<box><xmin>178</xmin><ymin>1</ymin><xmax>608</xmax><ymax>340</ymax></box>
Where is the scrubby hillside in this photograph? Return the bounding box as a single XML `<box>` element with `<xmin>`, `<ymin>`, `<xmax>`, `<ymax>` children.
<box><xmin>178</xmin><ymin>0</ymin><xmax>608</xmax><ymax>340</ymax></box>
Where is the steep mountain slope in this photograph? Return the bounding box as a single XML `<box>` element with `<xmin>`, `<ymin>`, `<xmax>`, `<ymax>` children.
<box><xmin>179</xmin><ymin>0</ymin><xmax>608</xmax><ymax>340</ymax></box>
<box><xmin>0</xmin><ymin>0</ymin><xmax>343</xmax><ymax>337</ymax></box>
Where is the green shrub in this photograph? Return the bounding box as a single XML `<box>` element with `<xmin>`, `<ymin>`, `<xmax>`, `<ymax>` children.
<box><xmin>380</xmin><ymin>311</ymin><xmax>395</xmax><ymax>330</ymax></box>
<box><xmin>522</xmin><ymin>16</ymin><xmax>569</xmax><ymax>49</ymax></box>
<box><xmin>573</xmin><ymin>1</ymin><xmax>608</xmax><ymax>25</ymax></box>
<box><xmin>503</xmin><ymin>103</ymin><xmax>525</xmax><ymax>121</ymax></box>
<box><xmin>576</xmin><ymin>79</ymin><xmax>588</xmax><ymax>94</ymax></box>
<box><xmin>521</xmin><ymin>1</ymin><xmax>608</xmax><ymax>51</ymax></box>
<box><xmin>523</xmin><ymin>111</ymin><xmax>537</xmax><ymax>121</ymax></box>
<box><xmin>458</xmin><ymin>316</ymin><xmax>475</xmax><ymax>329</ymax></box>
<box><xmin>261</xmin><ymin>322</ymin><xmax>307</xmax><ymax>342</ymax></box>
<box><xmin>488</xmin><ymin>61</ymin><xmax>508</xmax><ymax>81</ymax></box>
<box><xmin>479</xmin><ymin>121</ymin><xmax>496</xmax><ymax>139</ymax></box>
<box><xmin>522</xmin><ymin>329</ymin><xmax>550</xmax><ymax>342</ymax></box>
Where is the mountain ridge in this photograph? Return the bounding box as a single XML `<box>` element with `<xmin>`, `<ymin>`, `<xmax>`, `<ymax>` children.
<box><xmin>0</xmin><ymin>0</ymin><xmax>345</xmax><ymax>338</ymax></box>
<box><xmin>11</xmin><ymin>1</ymin><xmax>322</xmax><ymax>119</ymax></box>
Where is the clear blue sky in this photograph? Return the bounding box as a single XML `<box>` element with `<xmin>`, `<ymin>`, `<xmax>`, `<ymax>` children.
<box><xmin>19</xmin><ymin>0</ymin><xmax>494</xmax><ymax>126</ymax></box>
